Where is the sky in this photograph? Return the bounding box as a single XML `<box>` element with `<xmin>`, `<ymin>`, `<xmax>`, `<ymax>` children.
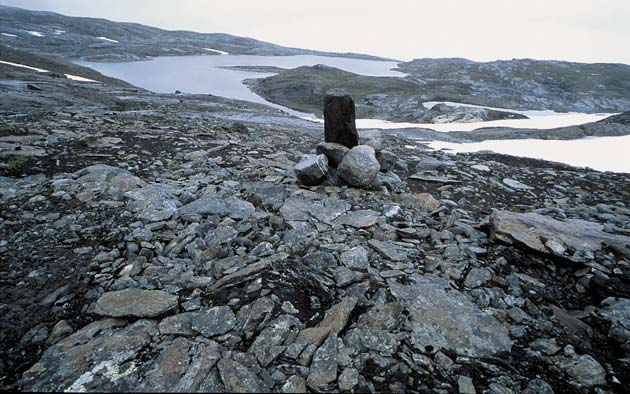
<box><xmin>1</xmin><ymin>0</ymin><xmax>629</xmax><ymax>63</ymax></box>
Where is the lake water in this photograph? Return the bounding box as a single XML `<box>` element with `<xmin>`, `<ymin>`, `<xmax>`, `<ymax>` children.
<box><xmin>76</xmin><ymin>54</ymin><xmax>629</xmax><ymax>173</ymax></box>
<box><xmin>425</xmin><ymin>135</ymin><xmax>630</xmax><ymax>173</ymax></box>
<box><xmin>75</xmin><ymin>54</ymin><xmax>403</xmax><ymax>118</ymax></box>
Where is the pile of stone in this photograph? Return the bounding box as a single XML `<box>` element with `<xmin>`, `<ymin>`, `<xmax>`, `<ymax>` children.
<box><xmin>294</xmin><ymin>88</ymin><xmax>398</xmax><ymax>188</ymax></box>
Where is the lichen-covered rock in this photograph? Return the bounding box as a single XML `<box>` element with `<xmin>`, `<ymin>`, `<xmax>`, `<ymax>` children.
<box><xmin>389</xmin><ymin>274</ymin><xmax>512</xmax><ymax>357</ymax></box>
<box><xmin>337</xmin><ymin>145</ymin><xmax>380</xmax><ymax>187</ymax></box>
<box><xmin>94</xmin><ymin>289</ymin><xmax>179</xmax><ymax>318</ymax></box>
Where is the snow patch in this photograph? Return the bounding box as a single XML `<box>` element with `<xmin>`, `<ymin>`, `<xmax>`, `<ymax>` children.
<box><xmin>0</xmin><ymin>60</ymin><xmax>48</xmax><ymax>73</ymax></box>
<box><xmin>204</xmin><ymin>48</ymin><xmax>229</xmax><ymax>55</ymax></box>
<box><xmin>25</xmin><ymin>30</ymin><xmax>44</xmax><ymax>37</ymax></box>
<box><xmin>1</xmin><ymin>33</ymin><xmax>18</xmax><ymax>37</ymax></box>
<box><xmin>65</xmin><ymin>74</ymin><xmax>98</xmax><ymax>83</ymax></box>
<box><xmin>53</xmin><ymin>30</ymin><xmax>66</xmax><ymax>35</ymax></box>
<box><xmin>96</xmin><ymin>36</ymin><xmax>119</xmax><ymax>43</ymax></box>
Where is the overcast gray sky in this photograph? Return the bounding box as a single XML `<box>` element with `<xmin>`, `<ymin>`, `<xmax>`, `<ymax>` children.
<box><xmin>2</xmin><ymin>0</ymin><xmax>629</xmax><ymax>63</ymax></box>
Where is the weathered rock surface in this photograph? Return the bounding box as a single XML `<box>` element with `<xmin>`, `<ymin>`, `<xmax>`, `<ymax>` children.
<box><xmin>337</xmin><ymin>145</ymin><xmax>380</xmax><ymax>187</ymax></box>
<box><xmin>390</xmin><ymin>275</ymin><xmax>512</xmax><ymax>357</ymax></box>
<box><xmin>294</xmin><ymin>154</ymin><xmax>329</xmax><ymax>186</ymax></box>
<box><xmin>94</xmin><ymin>289</ymin><xmax>179</xmax><ymax>318</ymax></box>
<box><xmin>489</xmin><ymin>210</ymin><xmax>630</xmax><ymax>260</ymax></box>
<box><xmin>316</xmin><ymin>142</ymin><xmax>349</xmax><ymax>167</ymax></box>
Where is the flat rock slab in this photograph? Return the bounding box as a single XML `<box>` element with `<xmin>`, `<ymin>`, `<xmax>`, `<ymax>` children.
<box><xmin>489</xmin><ymin>210</ymin><xmax>630</xmax><ymax>260</ymax></box>
<box><xmin>389</xmin><ymin>275</ymin><xmax>512</xmax><ymax>357</ymax></box>
<box><xmin>217</xmin><ymin>358</ymin><xmax>271</xmax><ymax>393</ymax></box>
<box><xmin>409</xmin><ymin>174</ymin><xmax>461</xmax><ymax>183</ymax></box>
<box><xmin>306</xmin><ymin>332</ymin><xmax>338</xmax><ymax>388</ymax></box>
<box><xmin>368</xmin><ymin>240</ymin><xmax>410</xmax><ymax>261</ymax></box>
<box><xmin>95</xmin><ymin>289</ymin><xmax>179</xmax><ymax>318</ymax></box>
<box><xmin>179</xmin><ymin>193</ymin><xmax>255</xmax><ymax>220</ymax></box>
<box><xmin>22</xmin><ymin>319</ymin><xmax>157</xmax><ymax>392</ymax></box>
<box><xmin>335</xmin><ymin>210</ymin><xmax>381</xmax><ymax>228</ymax></box>
<box><xmin>191</xmin><ymin>306</ymin><xmax>236</xmax><ymax>337</ymax></box>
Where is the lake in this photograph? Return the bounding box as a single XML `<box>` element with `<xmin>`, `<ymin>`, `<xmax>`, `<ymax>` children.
<box><xmin>75</xmin><ymin>54</ymin><xmax>403</xmax><ymax>118</ymax></box>
<box><xmin>425</xmin><ymin>135</ymin><xmax>630</xmax><ymax>173</ymax></box>
<box><xmin>76</xmin><ymin>54</ymin><xmax>629</xmax><ymax>173</ymax></box>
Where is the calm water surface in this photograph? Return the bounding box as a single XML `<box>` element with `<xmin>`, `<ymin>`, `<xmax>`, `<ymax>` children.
<box><xmin>76</xmin><ymin>55</ymin><xmax>628</xmax><ymax>173</ymax></box>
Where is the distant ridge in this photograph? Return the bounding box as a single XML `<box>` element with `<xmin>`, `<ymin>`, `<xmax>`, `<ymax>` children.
<box><xmin>0</xmin><ymin>5</ymin><xmax>396</xmax><ymax>62</ymax></box>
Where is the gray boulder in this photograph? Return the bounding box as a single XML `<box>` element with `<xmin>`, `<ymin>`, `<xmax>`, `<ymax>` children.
<box><xmin>337</xmin><ymin>145</ymin><xmax>380</xmax><ymax>187</ymax></box>
<box><xmin>294</xmin><ymin>154</ymin><xmax>328</xmax><ymax>186</ymax></box>
<box><xmin>358</xmin><ymin>129</ymin><xmax>383</xmax><ymax>151</ymax></box>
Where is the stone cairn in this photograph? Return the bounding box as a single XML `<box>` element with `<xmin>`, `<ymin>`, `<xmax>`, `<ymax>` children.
<box><xmin>294</xmin><ymin>88</ymin><xmax>399</xmax><ymax>188</ymax></box>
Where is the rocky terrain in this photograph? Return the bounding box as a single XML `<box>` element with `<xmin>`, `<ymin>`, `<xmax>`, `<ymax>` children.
<box><xmin>0</xmin><ymin>5</ymin><xmax>390</xmax><ymax>62</ymax></box>
<box><xmin>246</xmin><ymin>65</ymin><xmax>530</xmax><ymax>123</ymax></box>
<box><xmin>2</xmin><ymin>50</ymin><xmax>630</xmax><ymax>394</ymax></box>
<box><xmin>247</xmin><ymin>59</ymin><xmax>630</xmax><ymax>122</ymax></box>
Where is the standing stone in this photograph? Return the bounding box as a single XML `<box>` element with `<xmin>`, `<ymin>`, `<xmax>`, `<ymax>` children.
<box><xmin>337</xmin><ymin>145</ymin><xmax>380</xmax><ymax>187</ymax></box>
<box><xmin>324</xmin><ymin>88</ymin><xmax>358</xmax><ymax>148</ymax></box>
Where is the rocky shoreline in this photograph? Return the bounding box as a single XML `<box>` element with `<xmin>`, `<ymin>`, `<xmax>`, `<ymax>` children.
<box><xmin>2</xmin><ymin>63</ymin><xmax>630</xmax><ymax>394</ymax></box>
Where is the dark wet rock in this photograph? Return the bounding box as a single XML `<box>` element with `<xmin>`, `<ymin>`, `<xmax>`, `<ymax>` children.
<box><xmin>191</xmin><ymin>306</ymin><xmax>236</xmax><ymax>337</ymax></box>
<box><xmin>94</xmin><ymin>289</ymin><xmax>178</xmax><ymax>318</ymax></box>
<box><xmin>390</xmin><ymin>275</ymin><xmax>512</xmax><ymax>357</ymax></box>
<box><xmin>489</xmin><ymin>210</ymin><xmax>630</xmax><ymax>260</ymax></box>
<box><xmin>217</xmin><ymin>358</ymin><xmax>271</xmax><ymax>393</ymax></box>
<box><xmin>337</xmin><ymin>145</ymin><xmax>380</xmax><ymax>187</ymax></box>
<box><xmin>306</xmin><ymin>333</ymin><xmax>338</xmax><ymax>388</ymax></box>
<box><xmin>294</xmin><ymin>154</ymin><xmax>328</xmax><ymax>186</ymax></box>
<box><xmin>324</xmin><ymin>88</ymin><xmax>358</xmax><ymax>148</ymax></box>
<box><xmin>316</xmin><ymin>142</ymin><xmax>349</xmax><ymax>167</ymax></box>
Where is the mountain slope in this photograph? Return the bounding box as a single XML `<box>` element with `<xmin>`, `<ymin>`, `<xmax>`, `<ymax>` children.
<box><xmin>0</xmin><ymin>5</ymin><xmax>392</xmax><ymax>62</ymax></box>
<box><xmin>396</xmin><ymin>58</ymin><xmax>630</xmax><ymax>113</ymax></box>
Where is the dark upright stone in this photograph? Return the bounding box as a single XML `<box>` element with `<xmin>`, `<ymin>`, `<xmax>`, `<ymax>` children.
<box><xmin>324</xmin><ymin>88</ymin><xmax>358</xmax><ymax>148</ymax></box>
